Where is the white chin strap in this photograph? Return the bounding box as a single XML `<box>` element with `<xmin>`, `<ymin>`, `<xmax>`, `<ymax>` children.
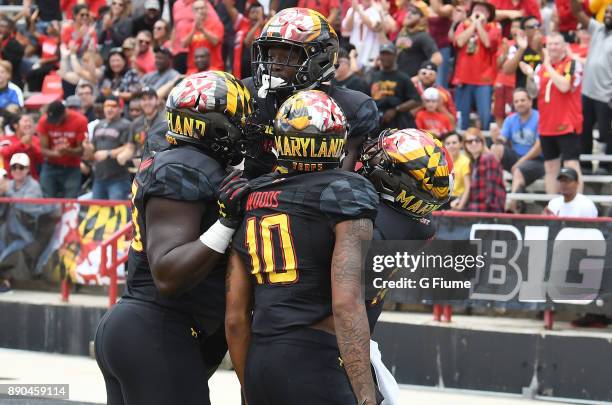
<box><xmin>258</xmin><ymin>74</ymin><xmax>287</xmax><ymax>98</ymax></box>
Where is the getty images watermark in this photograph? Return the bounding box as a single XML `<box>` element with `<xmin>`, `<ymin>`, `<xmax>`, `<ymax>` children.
<box><xmin>362</xmin><ymin>239</ymin><xmax>612</xmax><ymax>304</ymax></box>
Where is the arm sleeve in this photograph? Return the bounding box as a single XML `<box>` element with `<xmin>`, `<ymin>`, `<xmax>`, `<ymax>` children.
<box><xmin>483</xmin><ymin>154</ymin><xmax>502</xmax><ymax>205</ymax></box>
<box><xmin>320</xmin><ymin>174</ymin><xmax>379</xmax><ymax>225</ymax></box>
<box><xmin>8</xmin><ymin>90</ymin><xmax>20</xmax><ymax>107</ymax></box>
<box><xmin>488</xmin><ymin>24</ymin><xmax>501</xmax><ymax>53</ymax></box>
<box><xmin>588</xmin><ymin>18</ymin><xmax>602</xmax><ymax>35</ymax></box>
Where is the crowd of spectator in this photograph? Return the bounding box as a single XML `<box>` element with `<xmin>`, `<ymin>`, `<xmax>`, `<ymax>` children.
<box><xmin>0</xmin><ymin>0</ymin><xmax>609</xmax><ymax>217</ymax></box>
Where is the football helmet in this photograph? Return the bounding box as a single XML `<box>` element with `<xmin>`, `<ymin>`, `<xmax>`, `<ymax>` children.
<box><xmin>165</xmin><ymin>71</ymin><xmax>253</xmax><ymax>164</ymax></box>
<box><xmin>359</xmin><ymin>128</ymin><xmax>454</xmax><ymax>217</ymax></box>
<box><xmin>274</xmin><ymin>90</ymin><xmax>347</xmax><ymax>172</ymax></box>
<box><xmin>252</xmin><ymin>8</ymin><xmax>339</xmax><ymax>94</ymax></box>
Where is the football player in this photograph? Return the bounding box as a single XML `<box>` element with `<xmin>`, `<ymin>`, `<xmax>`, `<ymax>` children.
<box><xmin>242</xmin><ymin>7</ymin><xmax>379</xmax><ymax>178</ymax></box>
<box><xmin>358</xmin><ymin>129</ymin><xmax>453</xmax><ymax>404</ymax></box>
<box><xmin>225</xmin><ymin>90</ymin><xmax>380</xmax><ymax>405</ymax></box>
<box><xmin>94</xmin><ymin>71</ymin><xmax>253</xmax><ymax>405</ymax></box>
<box><xmin>359</xmin><ymin>128</ymin><xmax>454</xmax><ymax>331</ymax></box>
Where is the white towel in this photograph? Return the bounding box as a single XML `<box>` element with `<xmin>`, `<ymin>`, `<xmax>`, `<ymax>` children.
<box><xmin>370</xmin><ymin>339</ymin><xmax>400</xmax><ymax>405</ymax></box>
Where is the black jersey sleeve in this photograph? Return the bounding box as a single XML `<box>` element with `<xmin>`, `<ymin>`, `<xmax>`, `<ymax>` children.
<box><xmin>326</xmin><ymin>85</ymin><xmax>379</xmax><ymax>141</ymax></box>
<box><xmin>319</xmin><ymin>173</ymin><xmax>379</xmax><ymax>225</ymax></box>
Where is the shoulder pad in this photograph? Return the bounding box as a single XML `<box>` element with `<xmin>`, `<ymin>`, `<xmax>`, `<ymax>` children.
<box><xmin>146</xmin><ymin>147</ymin><xmax>225</xmax><ymax>202</ymax></box>
<box><xmin>320</xmin><ymin>171</ymin><xmax>379</xmax><ymax>225</ymax></box>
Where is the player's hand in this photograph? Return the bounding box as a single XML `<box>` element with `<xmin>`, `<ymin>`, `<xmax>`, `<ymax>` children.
<box><xmin>217</xmin><ymin>170</ymin><xmax>251</xmax><ymax>229</ymax></box>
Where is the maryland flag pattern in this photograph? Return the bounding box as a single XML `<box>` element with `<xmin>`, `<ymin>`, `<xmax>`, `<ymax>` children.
<box><xmin>382</xmin><ymin>129</ymin><xmax>454</xmax><ymax>201</ymax></box>
<box><xmin>275</xmin><ymin>90</ymin><xmax>346</xmax><ymax>134</ymax></box>
<box><xmin>273</xmin><ymin>90</ymin><xmax>347</xmax><ymax>172</ymax></box>
<box><xmin>54</xmin><ymin>203</ymin><xmax>130</xmax><ymax>285</ymax></box>
<box><xmin>260</xmin><ymin>7</ymin><xmax>336</xmax><ymax>44</ymax></box>
<box><xmin>167</xmin><ymin>71</ymin><xmax>252</xmax><ymax>125</ymax></box>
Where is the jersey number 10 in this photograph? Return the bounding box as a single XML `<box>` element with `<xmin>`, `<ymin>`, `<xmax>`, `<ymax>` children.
<box><xmin>246</xmin><ymin>213</ymin><xmax>299</xmax><ymax>285</ymax></box>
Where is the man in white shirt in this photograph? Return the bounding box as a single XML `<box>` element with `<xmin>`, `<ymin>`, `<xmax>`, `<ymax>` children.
<box><xmin>341</xmin><ymin>0</ymin><xmax>383</xmax><ymax>69</ymax></box>
<box><xmin>544</xmin><ymin>168</ymin><xmax>598</xmax><ymax>217</ymax></box>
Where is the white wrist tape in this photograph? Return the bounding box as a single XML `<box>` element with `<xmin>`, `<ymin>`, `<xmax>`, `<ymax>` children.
<box><xmin>199</xmin><ymin>220</ymin><xmax>235</xmax><ymax>253</ymax></box>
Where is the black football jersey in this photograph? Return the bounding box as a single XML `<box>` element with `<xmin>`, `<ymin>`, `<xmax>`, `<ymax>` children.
<box><xmin>232</xmin><ymin>170</ymin><xmax>379</xmax><ymax>337</ymax></box>
<box><xmin>241</xmin><ymin>77</ymin><xmax>380</xmax><ymax>177</ymax></box>
<box><xmin>125</xmin><ymin>145</ymin><xmax>227</xmax><ymax>328</ymax></box>
<box><xmin>366</xmin><ymin>201</ymin><xmax>436</xmax><ymax>332</ymax></box>
<box><xmin>373</xmin><ymin>202</ymin><xmax>436</xmax><ymax>241</ymax></box>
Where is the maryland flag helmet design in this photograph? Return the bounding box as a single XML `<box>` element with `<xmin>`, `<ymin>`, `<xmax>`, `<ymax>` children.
<box><xmin>359</xmin><ymin>128</ymin><xmax>454</xmax><ymax>217</ymax></box>
<box><xmin>274</xmin><ymin>90</ymin><xmax>347</xmax><ymax>172</ymax></box>
<box><xmin>166</xmin><ymin>71</ymin><xmax>253</xmax><ymax>164</ymax></box>
<box><xmin>252</xmin><ymin>8</ymin><xmax>339</xmax><ymax>92</ymax></box>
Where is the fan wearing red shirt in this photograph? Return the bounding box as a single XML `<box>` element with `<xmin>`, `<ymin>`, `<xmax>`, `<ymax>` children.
<box><xmin>182</xmin><ymin>0</ymin><xmax>225</xmax><ymax>73</ymax></box>
<box><xmin>522</xmin><ymin>33</ymin><xmax>583</xmax><ymax>194</ymax></box>
<box><xmin>60</xmin><ymin>4</ymin><xmax>98</xmax><ymax>55</ymax></box>
<box><xmin>415</xmin><ymin>87</ymin><xmax>454</xmax><ymax>137</ymax></box>
<box><xmin>233</xmin><ymin>2</ymin><xmax>265</xmax><ymax>79</ymax></box>
<box><xmin>25</xmin><ymin>21</ymin><xmax>60</xmax><ymax>92</ymax></box>
<box><xmin>452</xmin><ymin>1</ymin><xmax>502</xmax><ymax>130</ymax></box>
<box><xmin>37</xmin><ymin>101</ymin><xmax>88</xmax><ymax>198</ymax></box>
<box><xmin>0</xmin><ymin>114</ymin><xmax>44</xmax><ymax>180</ymax></box>
<box><xmin>134</xmin><ymin>30</ymin><xmax>156</xmax><ymax>74</ymax></box>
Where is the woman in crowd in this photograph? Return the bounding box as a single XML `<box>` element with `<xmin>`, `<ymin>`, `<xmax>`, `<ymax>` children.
<box><xmin>96</xmin><ymin>0</ymin><xmax>134</xmax><ymax>60</ymax></box>
<box><xmin>152</xmin><ymin>19</ymin><xmax>172</xmax><ymax>49</ymax></box>
<box><xmin>461</xmin><ymin>127</ymin><xmax>506</xmax><ymax>212</ymax></box>
<box><xmin>99</xmin><ymin>48</ymin><xmax>141</xmax><ymax>103</ymax></box>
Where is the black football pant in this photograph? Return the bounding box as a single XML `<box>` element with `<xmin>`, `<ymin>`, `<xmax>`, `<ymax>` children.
<box><xmin>581</xmin><ymin>95</ymin><xmax>612</xmax><ymax>171</ymax></box>
<box><xmin>94</xmin><ymin>298</ymin><xmax>227</xmax><ymax>405</ymax></box>
<box><xmin>245</xmin><ymin>328</ymin><xmax>358</xmax><ymax>405</ymax></box>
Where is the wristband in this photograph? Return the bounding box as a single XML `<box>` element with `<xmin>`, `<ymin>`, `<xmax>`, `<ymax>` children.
<box><xmin>199</xmin><ymin>220</ymin><xmax>236</xmax><ymax>253</ymax></box>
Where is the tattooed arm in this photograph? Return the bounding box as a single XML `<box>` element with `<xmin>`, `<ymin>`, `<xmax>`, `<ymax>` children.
<box><xmin>225</xmin><ymin>249</ymin><xmax>253</xmax><ymax>389</ymax></box>
<box><xmin>332</xmin><ymin>218</ymin><xmax>376</xmax><ymax>405</ymax></box>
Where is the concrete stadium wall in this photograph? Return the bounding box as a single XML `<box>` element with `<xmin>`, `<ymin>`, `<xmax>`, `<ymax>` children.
<box><xmin>374</xmin><ymin>321</ymin><xmax>612</xmax><ymax>403</ymax></box>
<box><xmin>0</xmin><ymin>301</ymin><xmax>106</xmax><ymax>356</ymax></box>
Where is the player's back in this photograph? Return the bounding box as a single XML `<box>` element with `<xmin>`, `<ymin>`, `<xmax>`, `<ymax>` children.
<box><xmin>126</xmin><ymin>145</ymin><xmax>227</xmax><ymax>321</ymax></box>
<box><xmin>232</xmin><ymin>169</ymin><xmax>379</xmax><ymax>337</ymax></box>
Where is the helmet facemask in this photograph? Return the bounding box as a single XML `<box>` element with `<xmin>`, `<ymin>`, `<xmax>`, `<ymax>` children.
<box><xmin>252</xmin><ymin>38</ymin><xmax>338</xmax><ymax>96</ymax></box>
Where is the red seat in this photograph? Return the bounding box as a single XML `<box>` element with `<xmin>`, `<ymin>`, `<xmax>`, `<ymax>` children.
<box><xmin>41</xmin><ymin>71</ymin><xmax>64</xmax><ymax>96</ymax></box>
<box><xmin>24</xmin><ymin>93</ymin><xmax>63</xmax><ymax>110</ymax></box>
<box><xmin>24</xmin><ymin>71</ymin><xmax>64</xmax><ymax>110</ymax></box>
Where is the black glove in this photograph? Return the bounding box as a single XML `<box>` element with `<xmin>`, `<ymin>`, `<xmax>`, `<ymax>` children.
<box><xmin>217</xmin><ymin>170</ymin><xmax>251</xmax><ymax>228</ymax></box>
